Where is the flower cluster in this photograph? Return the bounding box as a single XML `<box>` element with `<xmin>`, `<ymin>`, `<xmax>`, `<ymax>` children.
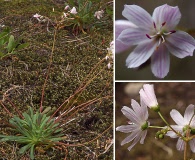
<box><xmin>116</xmin><ymin>84</ymin><xmax>195</xmax><ymax>155</ymax></box>
<box><xmin>116</xmin><ymin>4</ymin><xmax>195</xmax><ymax>78</ymax></box>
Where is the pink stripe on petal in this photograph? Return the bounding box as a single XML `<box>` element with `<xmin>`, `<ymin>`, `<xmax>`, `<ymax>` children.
<box><xmin>122</xmin><ymin>5</ymin><xmax>153</xmax><ymax>31</ymax></box>
<box><xmin>126</xmin><ymin>41</ymin><xmax>158</xmax><ymax>68</ymax></box>
<box><xmin>184</xmin><ymin>104</ymin><xmax>195</xmax><ymax>123</ymax></box>
<box><xmin>117</xmin><ymin>28</ymin><xmax>150</xmax><ymax>46</ymax></box>
<box><xmin>170</xmin><ymin>109</ymin><xmax>184</xmax><ymax>125</ymax></box>
<box><xmin>166</xmin><ymin>31</ymin><xmax>195</xmax><ymax>58</ymax></box>
<box><xmin>152</xmin><ymin>4</ymin><xmax>181</xmax><ymax>30</ymax></box>
<box><xmin>151</xmin><ymin>44</ymin><xmax>170</xmax><ymax>78</ymax></box>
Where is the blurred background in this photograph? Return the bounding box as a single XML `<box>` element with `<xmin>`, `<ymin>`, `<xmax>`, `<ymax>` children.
<box><xmin>115</xmin><ymin>82</ymin><xmax>195</xmax><ymax>160</ymax></box>
<box><xmin>115</xmin><ymin>0</ymin><xmax>195</xmax><ymax>80</ymax></box>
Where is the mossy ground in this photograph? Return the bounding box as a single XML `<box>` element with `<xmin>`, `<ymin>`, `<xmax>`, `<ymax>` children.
<box><xmin>0</xmin><ymin>0</ymin><xmax>113</xmax><ymax>159</ymax></box>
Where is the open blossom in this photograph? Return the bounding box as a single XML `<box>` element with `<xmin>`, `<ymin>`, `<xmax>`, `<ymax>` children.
<box><xmin>116</xmin><ymin>99</ymin><xmax>149</xmax><ymax>151</ymax></box>
<box><xmin>117</xmin><ymin>4</ymin><xmax>195</xmax><ymax>78</ymax></box>
<box><xmin>70</xmin><ymin>7</ymin><xmax>77</xmax><ymax>14</ymax></box>
<box><xmin>166</xmin><ymin>104</ymin><xmax>195</xmax><ymax>152</ymax></box>
<box><xmin>139</xmin><ymin>84</ymin><xmax>158</xmax><ymax>110</ymax></box>
<box><xmin>94</xmin><ymin>10</ymin><xmax>104</xmax><ymax>19</ymax></box>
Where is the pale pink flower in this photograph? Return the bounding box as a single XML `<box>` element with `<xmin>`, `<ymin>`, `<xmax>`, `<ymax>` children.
<box><xmin>65</xmin><ymin>5</ymin><xmax>70</xmax><ymax>10</ymax></box>
<box><xmin>139</xmin><ymin>84</ymin><xmax>158</xmax><ymax>110</ymax></box>
<box><xmin>116</xmin><ymin>99</ymin><xmax>149</xmax><ymax>151</ymax></box>
<box><xmin>117</xmin><ymin>4</ymin><xmax>195</xmax><ymax>78</ymax></box>
<box><xmin>70</xmin><ymin>7</ymin><xmax>77</xmax><ymax>14</ymax></box>
<box><xmin>166</xmin><ymin>104</ymin><xmax>195</xmax><ymax>153</ymax></box>
<box><xmin>94</xmin><ymin>10</ymin><xmax>104</xmax><ymax>19</ymax></box>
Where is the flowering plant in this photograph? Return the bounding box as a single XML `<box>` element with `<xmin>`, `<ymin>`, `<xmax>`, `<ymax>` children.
<box><xmin>116</xmin><ymin>84</ymin><xmax>195</xmax><ymax>160</ymax></box>
<box><xmin>115</xmin><ymin>4</ymin><xmax>195</xmax><ymax>78</ymax></box>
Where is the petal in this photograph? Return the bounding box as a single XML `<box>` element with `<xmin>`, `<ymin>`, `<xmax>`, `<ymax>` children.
<box><xmin>121</xmin><ymin>106</ymin><xmax>140</xmax><ymax>124</ymax></box>
<box><xmin>126</xmin><ymin>41</ymin><xmax>158</xmax><ymax>68</ymax></box>
<box><xmin>115</xmin><ymin>20</ymin><xmax>137</xmax><ymax>38</ymax></box>
<box><xmin>151</xmin><ymin>44</ymin><xmax>170</xmax><ymax>78</ymax></box>
<box><xmin>140</xmin><ymin>130</ymin><xmax>147</xmax><ymax>144</ymax></box>
<box><xmin>152</xmin><ymin>4</ymin><xmax>181</xmax><ymax>30</ymax></box>
<box><xmin>127</xmin><ymin>130</ymin><xmax>142</xmax><ymax>151</ymax></box>
<box><xmin>189</xmin><ymin>139</ymin><xmax>195</xmax><ymax>153</ymax></box>
<box><xmin>184</xmin><ymin>104</ymin><xmax>195</xmax><ymax>123</ymax></box>
<box><xmin>131</xmin><ymin>100</ymin><xmax>142</xmax><ymax>118</ymax></box>
<box><xmin>121</xmin><ymin>128</ymin><xmax>139</xmax><ymax>145</ymax></box>
<box><xmin>115</xmin><ymin>20</ymin><xmax>138</xmax><ymax>53</ymax></box>
<box><xmin>170</xmin><ymin>109</ymin><xmax>184</xmax><ymax>125</ymax></box>
<box><xmin>116</xmin><ymin>125</ymin><xmax>137</xmax><ymax>133</ymax></box>
<box><xmin>166</xmin><ymin>31</ymin><xmax>195</xmax><ymax>58</ymax></box>
<box><xmin>122</xmin><ymin>5</ymin><xmax>153</xmax><ymax>30</ymax></box>
<box><xmin>176</xmin><ymin>138</ymin><xmax>184</xmax><ymax>151</ymax></box>
<box><xmin>117</xmin><ymin>28</ymin><xmax>150</xmax><ymax>46</ymax></box>
<box><xmin>142</xmin><ymin>84</ymin><xmax>158</xmax><ymax>107</ymax></box>
<box><xmin>166</xmin><ymin>131</ymin><xmax>178</xmax><ymax>138</ymax></box>
<box><xmin>115</xmin><ymin>40</ymin><xmax>131</xmax><ymax>54</ymax></box>
<box><xmin>140</xmin><ymin>98</ymin><xmax>149</xmax><ymax>121</ymax></box>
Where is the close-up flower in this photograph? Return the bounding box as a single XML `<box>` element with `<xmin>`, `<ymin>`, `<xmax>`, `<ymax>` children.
<box><xmin>116</xmin><ymin>99</ymin><xmax>149</xmax><ymax>151</ymax></box>
<box><xmin>139</xmin><ymin>84</ymin><xmax>159</xmax><ymax>110</ymax></box>
<box><xmin>166</xmin><ymin>104</ymin><xmax>195</xmax><ymax>153</ymax></box>
<box><xmin>116</xmin><ymin>4</ymin><xmax>195</xmax><ymax>78</ymax></box>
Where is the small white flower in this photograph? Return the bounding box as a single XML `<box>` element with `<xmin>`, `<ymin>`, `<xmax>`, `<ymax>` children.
<box><xmin>70</xmin><ymin>7</ymin><xmax>77</xmax><ymax>14</ymax></box>
<box><xmin>106</xmin><ymin>41</ymin><xmax>114</xmax><ymax>60</ymax></box>
<box><xmin>139</xmin><ymin>84</ymin><xmax>158</xmax><ymax>110</ymax></box>
<box><xmin>65</xmin><ymin>5</ymin><xmax>70</xmax><ymax>10</ymax></box>
<box><xmin>94</xmin><ymin>10</ymin><xmax>104</xmax><ymax>19</ymax></box>
<box><xmin>166</xmin><ymin>104</ymin><xmax>195</xmax><ymax>153</ymax></box>
<box><xmin>107</xmin><ymin>62</ymin><xmax>112</xmax><ymax>69</ymax></box>
<box><xmin>33</xmin><ymin>13</ymin><xmax>41</xmax><ymax>18</ymax></box>
<box><xmin>116</xmin><ymin>99</ymin><xmax>149</xmax><ymax>151</ymax></box>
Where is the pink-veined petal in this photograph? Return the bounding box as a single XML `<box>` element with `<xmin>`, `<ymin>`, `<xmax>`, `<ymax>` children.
<box><xmin>117</xmin><ymin>28</ymin><xmax>150</xmax><ymax>46</ymax></box>
<box><xmin>166</xmin><ymin>131</ymin><xmax>178</xmax><ymax>138</ymax></box>
<box><xmin>115</xmin><ymin>20</ymin><xmax>137</xmax><ymax>38</ymax></box>
<box><xmin>176</xmin><ymin>138</ymin><xmax>185</xmax><ymax>151</ymax></box>
<box><xmin>127</xmin><ymin>130</ymin><xmax>142</xmax><ymax>151</ymax></box>
<box><xmin>121</xmin><ymin>106</ymin><xmax>140</xmax><ymax>124</ymax></box>
<box><xmin>121</xmin><ymin>128</ymin><xmax>139</xmax><ymax>145</ymax></box>
<box><xmin>152</xmin><ymin>4</ymin><xmax>181</xmax><ymax>30</ymax></box>
<box><xmin>126</xmin><ymin>41</ymin><xmax>158</xmax><ymax>68</ymax></box>
<box><xmin>115</xmin><ymin>40</ymin><xmax>131</xmax><ymax>54</ymax></box>
<box><xmin>170</xmin><ymin>109</ymin><xmax>185</xmax><ymax>125</ymax></box>
<box><xmin>140</xmin><ymin>130</ymin><xmax>147</xmax><ymax>144</ymax></box>
<box><xmin>184</xmin><ymin>104</ymin><xmax>195</xmax><ymax>123</ymax></box>
<box><xmin>190</xmin><ymin>139</ymin><xmax>195</xmax><ymax>153</ymax></box>
<box><xmin>122</xmin><ymin>5</ymin><xmax>153</xmax><ymax>31</ymax></box>
<box><xmin>166</xmin><ymin>31</ymin><xmax>195</xmax><ymax>58</ymax></box>
<box><xmin>151</xmin><ymin>44</ymin><xmax>170</xmax><ymax>78</ymax></box>
<box><xmin>131</xmin><ymin>99</ymin><xmax>142</xmax><ymax>121</ymax></box>
<box><xmin>115</xmin><ymin>20</ymin><xmax>137</xmax><ymax>53</ymax></box>
<box><xmin>140</xmin><ymin>98</ymin><xmax>149</xmax><ymax>121</ymax></box>
<box><xmin>116</xmin><ymin>125</ymin><xmax>137</xmax><ymax>133</ymax></box>
<box><xmin>139</xmin><ymin>84</ymin><xmax>158</xmax><ymax>108</ymax></box>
